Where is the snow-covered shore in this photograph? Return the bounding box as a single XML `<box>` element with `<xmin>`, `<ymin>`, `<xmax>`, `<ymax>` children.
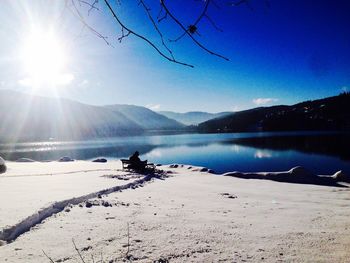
<box><xmin>0</xmin><ymin>161</ymin><xmax>350</xmax><ymax>262</ymax></box>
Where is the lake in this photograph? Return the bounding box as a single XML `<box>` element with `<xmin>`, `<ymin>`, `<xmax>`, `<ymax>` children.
<box><xmin>1</xmin><ymin>131</ymin><xmax>350</xmax><ymax>175</ymax></box>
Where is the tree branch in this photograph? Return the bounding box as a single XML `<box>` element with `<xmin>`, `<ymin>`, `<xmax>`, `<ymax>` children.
<box><xmin>69</xmin><ymin>0</ymin><xmax>112</xmax><ymax>46</ymax></box>
<box><xmin>78</xmin><ymin>0</ymin><xmax>99</xmax><ymax>15</ymax></box>
<box><xmin>103</xmin><ymin>0</ymin><xmax>194</xmax><ymax>67</ymax></box>
<box><xmin>138</xmin><ymin>0</ymin><xmax>175</xmax><ymax>60</ymax></box>
<box><xmin>161</xmin><ymin>0</ymin><xmax>229</xmax><ymax>61</ymax></box>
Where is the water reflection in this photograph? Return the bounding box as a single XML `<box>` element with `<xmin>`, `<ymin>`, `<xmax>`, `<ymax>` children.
<box><xmin>228</xmin><ymin>133</ymin><xmax>350</xmax><ymax>161</ymax></box>
<box><xmin>230</xmin><ymin>145</ymin><xmax>241</xmax><ymax>153</ymax></box>
<box><xmin>254</xmin><ymin>150</ymin><xmax>273</xmax><ymax>159</ymax></box>
<box><xmin>0</xmin><ymin>132</ymin><xmax>350</xmax><ymax>175</ymax></box>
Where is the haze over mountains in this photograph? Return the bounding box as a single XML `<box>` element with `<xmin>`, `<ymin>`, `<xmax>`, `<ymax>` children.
<box><xmin>0</xmin><ymin>90</ymin><xmax>183</xmax><ymax>142</ymax></box>
<box><xmin>106</xmin><ymin>105</ymin><xmax>184</xmax><ymax>130</ymax></box>
<box><xmin>0</xmin><ymin>90</ymin><xmax>349</xmax><ymax>142</ymax></box>
<box><xmin>159</xmin><ymin>111</ymin><xmax>232</xmax><ymax>125</ymax></box>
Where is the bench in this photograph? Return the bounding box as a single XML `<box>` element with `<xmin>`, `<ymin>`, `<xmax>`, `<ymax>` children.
<box><xmin>121</xmin><ymin>159</ymin><xmax>155</xmax><ymax>172</ymax></box>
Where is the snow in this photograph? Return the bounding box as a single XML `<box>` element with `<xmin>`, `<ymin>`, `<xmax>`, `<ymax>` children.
<box><xmin>0</xmin><ymin>161</ymin><xmax>349</xmax><ymax>262</ymax></box>
<box><xmin>0</xmin><ymin>161</ymin><xmax>139</xmax><ymax>231</ymax></box>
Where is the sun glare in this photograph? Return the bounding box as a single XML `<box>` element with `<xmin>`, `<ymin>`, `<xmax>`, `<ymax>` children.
<box><xmin>20</xmin><ymin>28</ymin><xmax>71</xmax><ymax>88</ymax></box>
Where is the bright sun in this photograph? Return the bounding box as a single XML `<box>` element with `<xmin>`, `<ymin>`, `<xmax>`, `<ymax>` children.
<box><xmin>20</xmin><ymin>28</ymin><xmax>71</xmax><ymax>87</ymax></box>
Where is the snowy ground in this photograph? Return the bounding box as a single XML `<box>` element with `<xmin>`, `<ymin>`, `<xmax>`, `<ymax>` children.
<box><xmin>0</xmin><ymin>161</ymin><xmax>142</xmax><ymax>233</ymax></box>
<box><xmin>0</xmin><ymin>161</ymin><xmax>350</xmax><ymax>262</ymax></box>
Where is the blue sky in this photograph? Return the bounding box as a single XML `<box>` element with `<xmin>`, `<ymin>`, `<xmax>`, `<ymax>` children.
<box><xmin>0</xmin><ymin>0</ymin><xmax>349</xmax><ymax>112</ymax></box>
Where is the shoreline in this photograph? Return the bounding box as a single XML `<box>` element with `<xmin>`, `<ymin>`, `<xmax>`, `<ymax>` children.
<box><xmin>1</xmin><ymin>161</ymin><xmax>350</xmax><ymax>262</ymax></box>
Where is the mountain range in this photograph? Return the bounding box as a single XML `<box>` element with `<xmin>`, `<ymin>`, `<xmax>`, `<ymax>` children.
<box><xmin>106</xmin><ymin>105</ymin><xmax>184</xmax><ymax>130</ymax></box>
<box><xmin>198</xmin><ymin>93</ymin><xmax>350</xmax><ymax>133</ymax></box>
<box><xmin>158</xmin><ymin>111</ymin><xmax>232</xmax><ymax>125</ymax></box>
<box><xmin>1</xmin><ymin>90</ymin><xmax>349</xmax><ymax>142</ymax></box>
<box><xmin>0</xmin><ymin>90</ymin><xmax>183</xmax><ymax>142</ymax></box>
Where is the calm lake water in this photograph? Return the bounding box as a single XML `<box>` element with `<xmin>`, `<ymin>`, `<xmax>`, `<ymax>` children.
<box><xmin>1</xmin><ymin>131</ymin><xmax>350</xmax><ymax>175</ymax></box>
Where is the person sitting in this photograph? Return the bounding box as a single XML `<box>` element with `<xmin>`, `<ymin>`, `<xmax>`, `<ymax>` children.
<box><xmin>129</xmin><ymin>151</ymin><xmax>147</xmax><ymax>170</ymax></box>
<box><xmin>129</xmin><ymin>151</ymin><xmax>141</xmax><ymax>163</ymax></box>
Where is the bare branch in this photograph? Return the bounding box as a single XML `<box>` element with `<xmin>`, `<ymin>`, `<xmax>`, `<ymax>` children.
<box><xmin>78</xmin><ymin>0</ymin><xmax>99</xmax><ymax>15</ymax></box>
<box><xmin>204</xmin><ymin>14</ymin><xmax>223</xmax><ymax>32</ymax></box>
<box><xmin>192</xmin><ymin>0</ymin><xmax>211</xmax><ymax>27</ymax></box>
<box><xmin>169</xmin><ymin>31</ymin><xmax>187</xmax><ymax>43</ymax></box>
<box><xmin>103</xmin><ymin>0</ymin><xmax>194</xmax><ymax>67</ymax></box>
<box><xmin>69</xmin><ymin>0</ymin><xmax>112</xmax><ymax>46</ymax></box>
<box><xmin>157</xmin><ymin>5</ymin><xmax>167</xmax><ymax>23</ymax></box>
<box><xmin>138</xmin><ymin>0</ymin><xmax>175</xmax><ymax>60</ymax></box>
<box><xmin>161</xmin><ymin>0</ymin><xmax>229</xmax><ymax>61</ymax></box>
<box><xmin>228</xmin><ymin>0</ymin><xmax>253</xmax><ymax>10</ymax></box>
<box><xmin>72</xmin><ymin>238</ymin><xmax>87</xmax><ymax>263</ymax></box>
<box><xmin>117</xmin><ymin>27</ymin><xmax>131</xmax><ymax>42</ymax></box>
<box><xmin>126</xmin><ymin>222</ymin><xmax>130</xmax><ymax>257</ymax></box>
<box><xmin>42</xmin><ymin>250</ymin><xmax>55</xmax><ymax>263</ymax></box>
<box><xmin>170</xmin><ymin>0</ymin><xmax>210</xmax><ymax>42</ymax></box>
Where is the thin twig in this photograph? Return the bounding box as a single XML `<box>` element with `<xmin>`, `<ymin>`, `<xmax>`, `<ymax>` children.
<box><xmin>78</xmin><ymin>0</ymin><xmax>99</xmax><ymax>15</ymax></box>
<box><xmin>139</xmin><ymin>0</ymin><xmax>175</xmax><ymax>60</ymax></box>
<box><xmin>126</xmin><ymin>222</ymin><xmax>130</xmax><ymax>257</ymax></box>
<box><xmin>169</xmin><ymin>31</ymin><xmax>187</xmax><ymax>42</ymax></box>
<box><xmin>72</xmin><ymin>238</ymin><xmax>86</xmax><ymax>263</ymax></box>
<box><xmin>103</xmin><ymin>0</ymin><xmax>194</xmax><ymax>67</ymax></box>
<box><xmin>69</xmin><ymin>0</ymin><xmax>112</xmax><ymax>46</ymax></box>
<box><xmin>157</xmin><ymin>4</ymin><xmax>167</xmax><ymax>23</ymax></box>
<box><xmin>192</xmin><ymin>0</ymin><xmax>211</xmax><ymax>27</ymax></box>
<box><xmin>161</xmin><ymin>0</ymin><xmax>229</xmax><ymax>61</ymax></box>
<box><xmin>42</xmin><ymin>250</ymin><xmax>55</xmax><ymax>263</ymax></box>
<box><xmin>228</xmin><ymin>0</ymin><xmax>253</xmax><ymax>10</ymax></box>
<box><xmin>169</xmin><ymin>0</ymin><xmax>210</xmax><ymax>42</ymax></box>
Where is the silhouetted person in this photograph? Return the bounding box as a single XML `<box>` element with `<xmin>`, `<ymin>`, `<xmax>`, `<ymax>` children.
<box><xmin>129</xmin><ymin>151</ymin><xmax>141</xmax><ymax>163</ymax></box>
<box><xmin>125</xmin><ymin>151</ymin><xmax>155</xmax><ymax>172</ymax></box>
<box><xmin>129</xmin><ymin>151</ymin><xmax>146</xmax><ymax>170</ymax></box>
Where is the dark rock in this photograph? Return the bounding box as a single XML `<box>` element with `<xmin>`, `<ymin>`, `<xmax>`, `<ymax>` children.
<box><xmin>58</xmin><ymin>156</ymin><xmax>74</xmax><ymax>162</ymax></box>
<box><xmin>92</xmin><ymin>158</ymin><xmax>107</xmax><ymax>163</ymax></box>
<box><xmin>15</xmin><ymin>158</ymin><xmax>36</xmax><ymax>162</ymax></box>
<box><xmin>82</xmin><ymin>245</ymin><xmax>92</xmax><ymax>251</ymax></box>
<box><xmin>85</xmin><ymin>201</ymin><xmax>93</xmax><ymax>208</ymax></box>
<box><xmin>102</xmin><ymin>201</ymin><xmax>111</xmax><ymax>207</ymax></box>
<box><xmin>153</xmin><ymin>258</ymin><xmax>169</xmax><ymax>263</ymax></box>
<box><xmin>0</xmin><ymin>157</ymin><xmax>6</xmax><ymax>174</ymax></box>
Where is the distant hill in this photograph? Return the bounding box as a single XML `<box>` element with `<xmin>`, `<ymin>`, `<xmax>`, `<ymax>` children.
<box><xmin>105</xmin><ymin>104</ymin><xmax>185</xmax><ymax>130</ymax></box>
<box><xmin>0</xmin><ymin>90</ymin><xmax>144</xmax><ymax>141</ymax></box>
<box><xmin>0</xmin><ymin>90</ymin><xmax>184</xmax><ymax>142</ymax></box>
<box><xmin>198</xmin><ymin>93</ymin><xmax>350</xmax><ymax>133</ymax></box>
<box><xmin>159</xmin><ymin>111</ymin><xmax>232</xmax><ymax>125</ymax></box>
